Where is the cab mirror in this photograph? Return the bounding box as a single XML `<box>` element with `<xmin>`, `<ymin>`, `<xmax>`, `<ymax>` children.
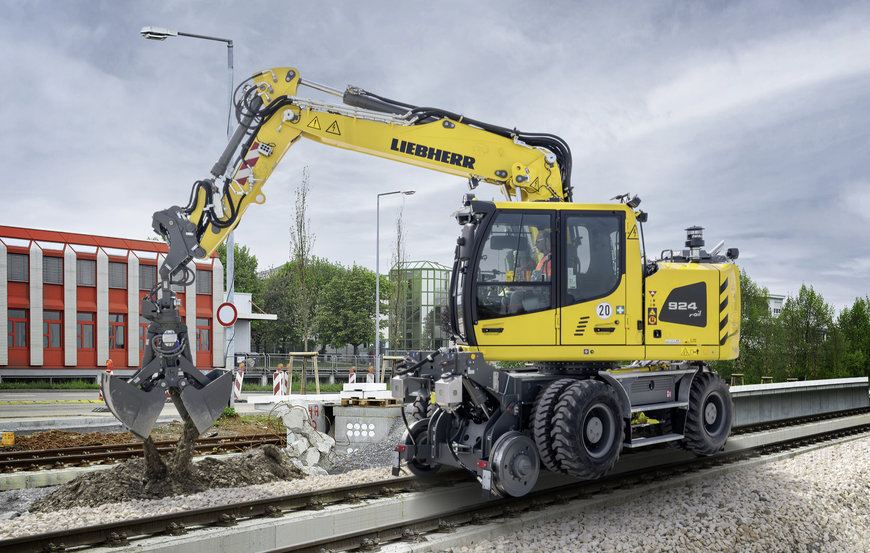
<box><xmin>458</xmin><ymin>224</ymin><xmax>475</xmax><ymax>261</ymax></box>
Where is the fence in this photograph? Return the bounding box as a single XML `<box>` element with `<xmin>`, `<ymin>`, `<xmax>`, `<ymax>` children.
<box><xmin>234</xmin><ymin>351</ymin><xmax>417</xmax><ymax>386</ymax></box>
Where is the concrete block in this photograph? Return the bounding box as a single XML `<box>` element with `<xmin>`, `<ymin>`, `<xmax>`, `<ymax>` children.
<box><xmin>288</xmin><ymin>438</ymin><xmax>309</xmax><ymax>458</ymax></box>
<box><xmin>300</xmin><ymin>447</ymin><xmax>320</xmax><ymax>467</ymax></box>
<box><xmin>281</xmin><ymin>406</ymin><xmax>308</xmax><ymax>430</ymax></box>
<box><xmin>334</xmin><ymin>405</ymin><xmax>403</xmax><ymax>450</ymax></box>
<box><xmin>315</xmin><ymin>434</ymin><xmax>335</xmax><ymax>454</ymax></box>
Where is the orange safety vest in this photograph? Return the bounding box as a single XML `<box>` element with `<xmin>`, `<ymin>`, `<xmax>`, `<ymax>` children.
<box><xmin>535</xmin><ymin>253</ymin><xmax>551</xmax><ymax>278</ymax></box>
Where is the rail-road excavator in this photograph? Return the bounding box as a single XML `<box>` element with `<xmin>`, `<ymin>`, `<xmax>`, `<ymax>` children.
<box><xmin>102</xmin><ymin>66</ymin><xmax>741</xmax><ymax>498</ymax></box>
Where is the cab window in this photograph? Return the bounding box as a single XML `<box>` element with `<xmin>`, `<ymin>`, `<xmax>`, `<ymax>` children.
<box><xmin>564</xmin><ymin>214</ymin><xmax>622</xmax><ymax>305</ymax></box>
<box><xmin>476</xmin><ymin>212</ymin><xmax>552</xmax><ymax>320</ymax></box>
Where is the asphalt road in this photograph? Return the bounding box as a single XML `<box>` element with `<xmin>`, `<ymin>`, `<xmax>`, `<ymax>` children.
<box><xmin>0</xmin><ymin>390</ymin><xmax>267</xmax><ymax>422</ymax></box>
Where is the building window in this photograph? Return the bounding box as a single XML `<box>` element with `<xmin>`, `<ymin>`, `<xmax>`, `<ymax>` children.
<box><xmin>109</xmin><ymin>314</ymin><xmax>126</xmax><ymax>350</ymax></box>
<box><xmin>196</xmin><ymin>318</ymin><xmax>211</xmax><ymax>351</ymax></box>
<box><xmin>43</xmin><ymin>310</ymin><xmax>62</xmax><ymax>349</ymax></box>
<box><xmin>109</xmin><ymin>262</ymin><xmax>126</xmax><ymax>289</ymax></box>
<box><xmin>196</xmin><ymin>270</ymin><xmax>212</xmax><ymax>295</ymax></box>
<box><xmin>140</xmin><ymin>264</ymin><xmax>157</xmax><ymax>290</ymax></box>
<box><xmin>43</xmin><ymin>256</ymin><xmax>63</xmax><ymax>285</ymax></box>
<box><xmin>8</xmin><ymin>253</ymin><xmax>28</xmax><ymax>282</ymax></box>
<box><xmin>77</xmin><ymin>259</ymin><xmax>96</xmax><ymax>286</ymax></box>
<box><xmin>77</xmin><ymin>312</ymin><xmax>95</xmax><ymax>349</ymax></box>
<box><xmin>8</xmin><ymin>309</ymin><xmax>27</xmax><ymax>348</ymax></box>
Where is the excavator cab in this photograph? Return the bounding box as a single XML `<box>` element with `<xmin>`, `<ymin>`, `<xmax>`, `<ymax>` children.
<box><xmin>450</xmin><ymin>197</ymin><xmax>646</xmax><ymax>361</ymax></box>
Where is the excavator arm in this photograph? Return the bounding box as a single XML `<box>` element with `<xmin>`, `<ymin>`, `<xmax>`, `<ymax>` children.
<box><xmin>102</xmin><ymin>66</ymin><xmax>572</xmax><ymax>439</ymax></box>
<box><xmin>187</xmin><ymin>66</ymin><xmax>571</xmax><ymax>260</ymax></box>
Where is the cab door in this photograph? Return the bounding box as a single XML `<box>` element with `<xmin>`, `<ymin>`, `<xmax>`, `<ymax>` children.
<box><xmin>559</xmin><ymin>211</ymin><xmax>627</xmax><ymax>348</ymax></box>
<box><xmin>472</xmin><ymin>210</ymin><xmax>557</xmax><ymax>349</ymax></box>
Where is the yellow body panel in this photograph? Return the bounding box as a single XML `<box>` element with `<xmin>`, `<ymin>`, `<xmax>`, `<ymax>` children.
<box><xmin>475</xmin><ymin>309</ymin><xmax>556</xmax><ymax>347</ymax></box>
<box><xmin>643</xmin><ymin>261</ymin><xmax>740</xmax><ymax>361</ymax></box>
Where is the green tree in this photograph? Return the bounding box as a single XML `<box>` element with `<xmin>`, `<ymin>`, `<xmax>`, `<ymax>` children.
<box><xmin>216</xmin><ymin>243</ymin><xmax>261</xmax><ymax>296</ymax></box>
<box><xmin>388</xmin><ymin>207</ymin><xmax>408</xmax><ymax>351</ymax></box>
<box><xmin>316</xmin><ymin>265</ymin><xmax>377</xmax><ymax>355</ymax></box>
<box><xmin>778</xmin><ymin>284</ymin><xmax>834</xmax><ymax>379</ymax></box>
<box><xmin>838</xmin><ymin>296</ymin><xmax>870</xmax><ymax>378</ymax></box>
<box><xmin>290</xmin><ymin>167</ymin><xmax>316</xmax><ymax>352</ymax></box>
<box><xmin>254</xmin><ymin>257</ymin><xmax>344</xmax><ymax>353</ymax></box>
<box><xmin>257</xmin><ymin>263</ymin><xmax>297</xmax><ymax>352</ymax></box>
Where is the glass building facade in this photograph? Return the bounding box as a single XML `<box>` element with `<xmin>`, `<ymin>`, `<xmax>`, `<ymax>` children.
<box><xmin>389</xmin><ymin>261</ymin><xmax>451</xmax><ymax>351</ymax></box>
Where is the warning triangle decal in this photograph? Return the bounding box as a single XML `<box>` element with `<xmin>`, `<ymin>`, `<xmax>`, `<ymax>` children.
<box><xmin>307</xmin><ymin>117</ymin><xmax>321</xmax><ymax>130</ymax></box>
<box><xmin>326</xmin><ymin>121</ymin><xmax>341</xmax><ymax>135</ymax></box>
<box><xmin>627</xmin><ymin>225</ymin><xmax>638</xmax><ymax>240</ymax></box>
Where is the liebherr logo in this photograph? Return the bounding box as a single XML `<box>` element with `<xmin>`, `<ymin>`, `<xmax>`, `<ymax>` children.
<box><xmin>390</xmin><ymin>138</ymin><xmax>476</xmax><ymax>169</ymax></box>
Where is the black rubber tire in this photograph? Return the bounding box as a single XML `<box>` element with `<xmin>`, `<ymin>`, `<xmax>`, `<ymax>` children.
<box><xmin>551</xmin><ymin>380</ymin><xmax>624</xmax><ymax>479</ymax></box>
<box><xmin>531</xmin><ymin>378</ymin><xmax>576</xmax><ymax>472</ymax></box>
<box><xmin>683</xmin><ymin>372</ymin><xmax>732</xmax><ymax>455</ymax></box>
<box><xmin>411</xmin><ymin>394</ymin><xmax>435</xmax><ymax>421</ymax></box>
<box><xmin>404</xmin><ymin>418</ymin><xmax>441</xmax><ymax>477</ymax></box>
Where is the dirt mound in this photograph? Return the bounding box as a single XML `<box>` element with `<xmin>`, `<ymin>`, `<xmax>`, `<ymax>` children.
<box><xmin>29</xmin><ymin>445</ymin><xmax>302</xmax><ymax>512</ymax></box>
<box><xmin>12</xmin><ymin>430</ymin><xmax>136</xmax><ymax>450</ymax></box>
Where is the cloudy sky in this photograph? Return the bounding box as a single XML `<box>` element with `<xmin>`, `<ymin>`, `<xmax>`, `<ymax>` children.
<box><xmin>2</xmin><ymin>1</ymin><xmax>868</xmax><ymax>310</ymax></box>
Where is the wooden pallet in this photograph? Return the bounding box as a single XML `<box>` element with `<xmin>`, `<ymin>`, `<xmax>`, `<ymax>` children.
<box><xmin>340</xmin><ymin>397</ymin><xmax>400</xmax><ymax>407</ymax></box>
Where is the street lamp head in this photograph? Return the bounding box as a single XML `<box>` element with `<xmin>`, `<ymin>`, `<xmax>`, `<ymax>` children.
<box><xmin>140</xmin><ymin>26</ymin><xmax>177</xmax><ymax>40</ymax></box>
<box><xmin>402</xmin><ymin>190</ymin><xmax>416</xmax><ymax>196</ymax></box>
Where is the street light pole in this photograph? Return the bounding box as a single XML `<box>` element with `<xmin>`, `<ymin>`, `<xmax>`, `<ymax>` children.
<box><xmin>140</xmin><ymin>26</ymin><xmax>236</xmax><ymax>369</ymax></box>
<box><xmin>375</xmin><ymin>190</ymin><xmax>415</xmax><ymax>375</ymax></box>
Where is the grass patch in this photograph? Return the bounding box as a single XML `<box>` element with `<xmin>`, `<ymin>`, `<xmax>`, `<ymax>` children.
<box><xmin>0</xmin><ymin>379</ymin><xmax>98</xmax><ymax>390</ymax></box>
<box><xmin>212</xmin><ymin>412</ymin><xmax>285</xmax><ymax>434</ymax></box>
<box><xmin>242</xmin><ymin>381</ymin><xmax>346</xmax><ymax>393</ymax></box>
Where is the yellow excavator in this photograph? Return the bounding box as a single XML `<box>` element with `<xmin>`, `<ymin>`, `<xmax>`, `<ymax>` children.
<box><xmin>102</xmin><ymin>66</ymin><xmax>740</xmax><ymax>497</ymax></box>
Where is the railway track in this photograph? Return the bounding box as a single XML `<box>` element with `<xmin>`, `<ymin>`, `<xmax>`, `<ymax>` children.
<box><xmin>2</xmin><ymin>410</ymin><xmax>868</xmax><ymax>553</ymax></box>
<box><xmin>0</xmin><ymin>433</ymin><xmax>285</xmax><ymax>472</ymax></box>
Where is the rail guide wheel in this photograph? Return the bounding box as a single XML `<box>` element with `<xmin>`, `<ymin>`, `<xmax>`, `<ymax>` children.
<box><xmin>401</xmin><ymin>418</ymin><xmax>442</xmax><ymax>477</ymax></box>
<box><xmin>489</xmin><ymin>431</ymin><xmax>540</xmax><ymax>497</ymax></box>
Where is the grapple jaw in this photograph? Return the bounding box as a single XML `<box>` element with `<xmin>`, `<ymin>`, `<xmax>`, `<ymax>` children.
<box><xmin>101</xmin><ymin>373</ymin><xmax>168</xmax><ymax>440</ymax></box>
<box><xmin>102</xmin><ymin>367</ymin><xmax>234</xmax><ymax>440</ymax></box>
<box><xmin>102</xmin><ymin>293</ymin><xmax>232</xmax><ymax>440</ymax></box>
<box><xmin>179</xmin><ymin>369</ymin><xmax>235</xmax><ymax>434</ymax></box>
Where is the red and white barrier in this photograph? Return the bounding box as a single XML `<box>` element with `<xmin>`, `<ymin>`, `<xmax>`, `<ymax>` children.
<box><xmin>233</xmin><ymin>364</ymin><xmax>245</xmax><ymax>400</ymax></box>
<box><xmin>273</xmin><ymin>370</ymin><xmax>288</xmax><ymax>396</ymax></box>
<box><xmin>98</xmin><ymin>360</ymin><xmax>114</xmax><ymax>402</ymax></box>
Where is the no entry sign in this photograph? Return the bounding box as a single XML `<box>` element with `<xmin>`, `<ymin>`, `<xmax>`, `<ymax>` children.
<box><xmin>216</xmin><ymin>302</ymin><xmax>238</xmax><ymax>327</ymax></box>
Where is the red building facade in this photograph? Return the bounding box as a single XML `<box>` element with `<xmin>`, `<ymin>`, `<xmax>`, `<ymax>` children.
<box><xmin>1</xmin><ymin>226</ymin><xmax>225</xmax><ymax>379</ymax></box>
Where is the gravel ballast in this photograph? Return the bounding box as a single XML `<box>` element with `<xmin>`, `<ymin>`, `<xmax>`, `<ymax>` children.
<box><xmin>0</xmin><ymin>466</ymin><xmax>394</xmax><ymax>539</ymax></box>
<box><xmin>450</xmin><ymin>435</ymin><xmax>870</xmax><ymax>553</ymax></box>
<box><xmin>3</xmin><ymin>434</ymin><xmax>869</xmax><ymax>550</ymax></box>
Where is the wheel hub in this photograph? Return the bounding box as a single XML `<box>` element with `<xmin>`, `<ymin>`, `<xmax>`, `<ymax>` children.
<box><xmin>490</xmin><ymin>431</ymin><xmax>540</xmax><ymax>497</ymax></box>
<box><xmin>585</xmin><ymin>416</ymin><xmax>604</xmax><ymax>443</ymax></box>
<box><xmin>704</xmin><ymin>401</ymin><xmax>718</xmax><ymax>425</ymax></box>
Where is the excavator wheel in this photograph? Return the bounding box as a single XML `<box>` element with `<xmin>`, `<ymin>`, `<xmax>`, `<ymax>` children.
<box><xmin>551</xmin><ymin>379</ymin><xmax>623</xmax><ymax>479</ymax></box>
<box><xmin>682</xmin><ymin>372</ymin><xmax>732</xmax><ymax>455</ymax></box>
<box><xmin>411</xmin><ymin>394</ymin><xmax>436</xmax><ymax>421</ymax></box>
<box><xmin>531</xmin><ymin>378</ymin><xmax>576</xmax><ymax>472</ymax></box>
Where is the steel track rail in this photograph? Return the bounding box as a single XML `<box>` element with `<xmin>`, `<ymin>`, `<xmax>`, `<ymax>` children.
<box><xmin>0</xmin><ymin>433</ymin><xmax>285</xmax><ymax>472</ymax></box>
<box><xmin>2</xmin><ymin>410</ymin><xmax>869</xmax><ymax>553</ymax></box>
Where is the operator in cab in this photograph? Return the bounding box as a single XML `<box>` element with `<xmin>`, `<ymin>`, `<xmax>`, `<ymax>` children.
<box><xmin>533</xmin><ymin>230</ymin><xmax>552</xmax><ymax>280</ymax></box>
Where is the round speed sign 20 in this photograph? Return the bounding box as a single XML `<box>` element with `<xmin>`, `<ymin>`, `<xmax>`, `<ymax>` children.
<box><xmin>216</xmin><ymin>302</ymin><xmax>238</xmax><ymax>327</ymax></box>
